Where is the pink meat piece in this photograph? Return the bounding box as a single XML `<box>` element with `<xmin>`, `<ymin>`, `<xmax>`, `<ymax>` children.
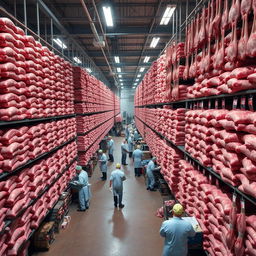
<box><xmin>230</xmin><ymin>66</ymin><xmax>255</xmax><ymax>79</ymax></box>
<box><xmin>226</xmin><ymin>110</ymin><xmax>253</xmax><ymax>124</ymax></box>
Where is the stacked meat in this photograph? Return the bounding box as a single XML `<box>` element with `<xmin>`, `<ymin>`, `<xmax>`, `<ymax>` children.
<box><xmin>185</xmin><ymin>109</ymin><xmax>256</xmax><ymax>198</ymax></box>
<box><xmin>76</xmin><ymin>111</ymin><xmax>115</xmax><ymax>134</ymax></box>
<box><xmin>0</xmin><ymin>18</ymin><xmax>74</xmax><ymax>121</ymax></box>
<box><xmin>135</xmin><ymin>108</ymin><xmax>186</xmax><ymax>145</ymax></box>
<box><xmin>0</xmin><ymin>118</ymin><xmax>76</xmax><ymax>174</ymax></box>
<box><xmin>0</xmin><ymin>142</ymin><xmax>77</xmax><ymax>255</ymax></box>
<box><xmin>73</xmin><ymin>66</ymin><xmax>119</xmax><ymax>166</ymax></box>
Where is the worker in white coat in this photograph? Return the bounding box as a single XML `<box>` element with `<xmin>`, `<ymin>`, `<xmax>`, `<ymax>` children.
<box><xmin>146</xmin><ymin>157</ymin><xmax>160</xmax><ymax>191</ymax></box>
<box><xmin>74</xmin><ymin>166</ymin><xmax>91</xmax><ymax>212</ymax></box>
<box><xmin>125</xmin><ymin>125</ymin><xmax>130</xmax><ymax>140</ymax></box>
<box><xmin>98</xmin><ymin>149</ymin><xmax>108</xmax><ymax>180</ymax></box>
<box><xmin>128</xmin><ymin>134</ymin><xmax>134</xmax><ymax>158</ymax></box>
<box><xmin>107</xmin><ymin>136</ymin><xmax>114</xmax><ymax>162</ymax></box>
<box><xmin>132</xmin><ymin>145</ymin><xmax>143</xmax><ymax>177</ymax></box>
<box><xmin>160</xmin><ymin>204</ymin><xmax>196</xmax><ymax>256</ymax></box>
<box><xmin>121</xmin><ymin>139</ymin><xmax>129</xmax><ymax>165</ymax></box>
<box><xmin>109</xmin><ymin>163</ymin><xmax>126</xmax><ymax>209</ymax></box>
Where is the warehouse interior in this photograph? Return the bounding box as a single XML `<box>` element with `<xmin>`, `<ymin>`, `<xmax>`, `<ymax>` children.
<box><xmin>0</xmin><ymin>0</ymin><xmax>256</xmax><ymax>255</ymax></box>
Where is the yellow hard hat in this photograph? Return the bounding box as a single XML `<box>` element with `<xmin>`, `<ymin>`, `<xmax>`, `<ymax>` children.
<box><xmin>116</xmin><ymin>163</ymin><xmax>121</xmax><ymax>169</ymax></box>
<box><xmin>172</xmin><ymin>204</ymin><xmax>184</xmax><ymax>216</ymax></box>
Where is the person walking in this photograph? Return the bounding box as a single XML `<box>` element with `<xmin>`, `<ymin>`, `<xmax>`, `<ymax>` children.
<box><xmin>132</xmin><ymin>145</ymin><xmax>143</xmax><ymax>177</ymax></box>
<box><xmin>146</xmin><ymin>157</ymin><xmax>160</xmax><ymax>191</ymax></box>
<box><xmin>107</xmin><ymin>136</ymin><xmax>114</xmax><ymax>162</ymax></box>
<box><xmin>121</xmin><ymin>139</ymin><xmax>129</xmax><ymax>165</ymax></box>
<box><xmin>109</xmin><ymin>163</ymin><xmax>126</xmax><ymax>209</ymax></box>
<box><xmin>98</xmin><ymin>149</ymin><xmax>108</xmax><ymax>180</ymax></box>
<box><xmin>160</xmin><ymin>204</ymin><xmax>196</xmax><ymax>256</ymax></box>
<box><xmin>134</xmin><ymin>129</ymin><xmax>139</xmax><ymax>141</ymax></box>
<box><xmin>128</xmin><ymin>134</ymin><xmax>134</xmax><ymax>158</ymax></box>
<box><xmin>73</xmin><ymin>166</ymin><xmax>91</xmax><ymax>212</ymax></box>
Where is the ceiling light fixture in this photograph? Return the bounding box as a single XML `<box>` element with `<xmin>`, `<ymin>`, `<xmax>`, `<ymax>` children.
<box><xmin>132</xmin><ymin>86</ymin><xmax>136</xmax><ymax>89</ymax></box>
<box><xmin>121</xmin><ymin>83</ymin><xmax>124</xmax><ymax>85</ymax></box>
<box><xmin>114</xmin><ymin>56</ymin><xmax>120</xmax><ymax>63</ymax></box>
<box><xmin>118</xmin><ymin>75</ymin><xmax>122</xmax><ymax>78</ymax></box>
<box><xmin>139</xmin><ymin>67</ymin><xmax>145</xmax><ymax>72</ymax></box>
<box><xmin>137</xmin><ymin>74</ymin><xmax>141</xmax><ymax>78</ymax></box>
<box><xmin>136</xmin><ymin>79</ymin><xmax>139</xmax><ymax>82</ymax></box>
<box><xmin>103</xmin><ymin>6</ymin><xmax>113</xmax><ymax>27</ymax></box>
<box><xmin>121</xmin><ymin>86</ymin><xmax>124</xmax><ymax>89</ymax></box>
<box><xmin>73</xmin><ymin>57</ymin><xmax>82</xmax><ymax>64</ymax></box>
<box><xmin>144</xmin><ymin>56</ymin><xmax>150</xmax><ymax>63</ymax></box>
<box><xmin>117</xmin><ymin>67</ymin><xmax>121</xmax><ymax>72</ymax></box>
<box><xmin>150</xmin><ymin>37</ymin><xmax>160</xmax><ymax>48</ymax></box>
<box><xmin>53</xmin><ymin>38</ymin><xmax>67</xmax><ymax>49</ymax></box>
<box><xmin>160</xmin><ymin>5</ymin><xmax>176</xmax><ymax>25</ymax></box>
<box><xmin>86</xmin><ymin>68</ymin><xmax>92</xmax><ymax>73</ymax></box>
<box><xmin>120</xmin><ymin>79</ymin><xmax>123</xmax><ymax>82</ymax></box>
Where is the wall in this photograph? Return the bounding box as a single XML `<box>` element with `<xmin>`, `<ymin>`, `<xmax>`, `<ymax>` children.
<box><xmin>120</xmin><ymin>88</ymin><xmax>135</xmax><ymax>123</ymax></box>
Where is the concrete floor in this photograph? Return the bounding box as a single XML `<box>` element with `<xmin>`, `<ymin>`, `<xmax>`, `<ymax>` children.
<box><xmin>35</xmin><ymin>136</ymin><xmax>164</xmax><ymax>256</ymax></box>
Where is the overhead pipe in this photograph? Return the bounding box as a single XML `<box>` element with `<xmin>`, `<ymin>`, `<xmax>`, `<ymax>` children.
<box><xmin>80</xmin><ymin>0</ymin><xmax>118</xmax><ymax>87</ymax></box>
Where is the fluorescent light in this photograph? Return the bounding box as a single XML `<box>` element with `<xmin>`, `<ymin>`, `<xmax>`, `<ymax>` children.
<box><xmin>117</xmin><ymin>67</ymin><xmax>121</xmax><ymax>72</ymax></box>
<box><xmin>86</xmin><ymin>68</ymin><xmax>92</xmax><ymax>73</ymax></box>
<box><xmin>144</xmin><ymin>56</ymin><xmax>150</xmax><ymax>63</ymax></box>
<box><xmin>120</xmin><ymin>79</ymin><xmax>123</xmax><ymax>82</ymax></box>
<box><xmin>137</xmin><ymin>74</ymin><xmax>141</xmax><ymax>78</ymax></box>
<box><xmin>132</xmin><ymin>86</ymin><xmax>135</xmax><ymax>89</ymax></box>
<box><xmin>121</xmin><ymin>83</ymin><xmax>123</xmax><ymax>85</ymax></box>
<box><xmin>53</xmin><ymin>38</ymin><xmax>67</xmax><ymax>49</ymax></box>
<box><xmin>136</xmin><ymin>79</ymin><xmax>139</xmax><ymax>82</ymax></box>
<box><xmin>121</xmin><ymin>86</ymin><xmax>124</xmax><ymax>89</ymax></box>
<box><xmin>73</xmin><ymin>57</ymin><xmax>82</xmax><ymax>64</ymax></box>
<box><xmin>118</xmin><ymin>75</ymin><xmax>122</xmax><ymax>78</ymax></box>
<box><xmin>103</xmin><ymin>6</ymin><xmax>113</xmax><ymax>27</ymax></box>
<box><xmin>134</xmin><ymin>83</ymin><xmax>137</xmax><ymax>85</ymax></box>
<box><xmin>114</xmin><ymin>56</ymin><xmax>120</xmax><ymax>63</ymax></box>
<box><xmin>140</xmin><ymin>67</ymin><xmax>145</xmax><ymax>72</ymax></box>
<box><xmin>150</xmin><ymin>37</ymin><xmax>160</xmax><ymax>48</ymax></box>
<box><xmin>160</xmin><ymin>5</ymin><xmax>176</xmax><ymax>25</ymax></box>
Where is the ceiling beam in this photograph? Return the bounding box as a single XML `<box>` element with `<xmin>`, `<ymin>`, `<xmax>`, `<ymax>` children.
<box><xmin>96</xmin><ymin>62</ymin><xmax>151</xmax><ymax>67</ymax></box>
<box><xmin>67</xmin><ymin>25</ymin><xmax>172</xmax><ymax>36</ymax></box>
<box><xmin>89</xmin><ymin>50</ymin><xmax>160</xmax><ymax>57</ymax></box>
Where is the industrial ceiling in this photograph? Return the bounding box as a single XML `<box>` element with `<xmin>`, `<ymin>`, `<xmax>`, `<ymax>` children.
<box><xmin>0</xmin><ymin>0</ymin><xmax>197</xmax><ymax>90</ymax></box>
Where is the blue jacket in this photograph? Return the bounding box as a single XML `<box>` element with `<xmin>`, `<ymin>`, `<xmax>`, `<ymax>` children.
<box><xmin>132</xmin><ymin>149</ymin><xmax>143</xmax><ymax>168</ymax></box>
<box><xmin>160</xmin><ymin>217</ymin><xmax>196</xmax><ymax>256</ymax></box>
<box><xmin>99</xmin><ymin>153</ymin><xmax>107</xmax><ymax>173</ymax></box>
<box><xmin>108</xmin><ymin>139</ymin><xmax>114</xmax><ymax>154</ymax></box>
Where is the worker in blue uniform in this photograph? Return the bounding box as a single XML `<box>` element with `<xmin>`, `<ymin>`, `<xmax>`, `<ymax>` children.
<box><xmin>125</xmin><ymin>125</ymin><xmax>130</xmax><ymax>139</ymax></box>
<box><xmin>74</xmin><ymin>166</ymin><xmax>91</xmax><ymax>212</ymax></box>
<box><xmin>160</xmin><ymin>204</ymin><xmax>196</xmax><ymax>256</ymax></box>
<box><xmin>121</xmin><ymin>139</ymin><xmax>129</xmax><ymax>165</ymax></box>
<box><xmin>98</xmin><ymin>149</ymin><xmax>108</xmax><ymax>180</ymax></box>
<box><xmin>146</xmin><ymin>157</ymin><xmax>160</xmax><ymax>191</ymax></box>
<box><xmin>128</xmin><ymin>134</ymin><xmax>134</xmax><ymax>158</ymax></box>
<box><xmin>109</xmin><ymin>163</ymin><xmax>126</xmax><ymax>209</ymax></box>
<box><xmin>132</xmin><ymin>145</ymin><xmax>143</xmax><ymax>177</ymax></box>
<box><xmin>107</xmin><ymin>136</ymin><xmax>114</xmax><ymax>162</ymax></box>
<box><xmin>134</xmin><ymin>130</ymin><xmax>139</xmax><ymax>141</ymax></box>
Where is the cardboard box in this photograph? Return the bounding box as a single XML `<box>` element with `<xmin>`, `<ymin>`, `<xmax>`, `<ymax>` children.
<box><xmin>182</xmin><ymin>217</ymin><xmax>203</xmax><ymax>249</ymax></box>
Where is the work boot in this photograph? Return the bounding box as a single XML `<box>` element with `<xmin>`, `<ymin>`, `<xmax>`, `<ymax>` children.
<box><xmin>119</xmin><ymin>204</ymin><xmax>125</xmax><ymax>209</ymax></box>
<box><xmin>114</xmin><ymin>196</ymin><xmax>118</xmax><ymax>208</ymax></box>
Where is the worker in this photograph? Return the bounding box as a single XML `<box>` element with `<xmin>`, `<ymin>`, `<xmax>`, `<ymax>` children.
<box><xmin>160</xmin><ymin>204</ymin><xmax>196</xmax><ymax>256</ymax></box>
<box><xmin>125</xmin><ymin>125</ymin><xmax>130</xmax><ymax>140</ymax></box>
<box><xmin>146</xmin><ymin>157</ymin><xmax>160</xmax><ymax>191</ymax></box>
<box><xmin>109</xmin><ymin>163</ymin><xmax>126</xmax><ymax>209</ymax></box>
<box><xmin>132</xmin><ymin>145</ymin><xmax>143</xmax><ymax>177</ymax></box>
<box><xmin>107</xmin><ymin>136</ymin><xmax>114</xmax><ymax>162</ymax></box>
<box><xmin>134</xmin><ymin>130</ymin><xmax>139</xmax><ymax>141</ymax></box>
<box><xmin>98</xmin><ymin>149</ymin><xmax>108</xmax><ymax>180</ymax></box>
<box><xmin>121</xmin><ymin>139</ymin><xmax>129</xmax><ymax>165</ymax></box>
<box><xmin>74</xmin><ymin>166</ymin><xmax>91</xmax><ymax>212</ymax></box>
<box><xmin>127</xmin><ymin>134</ymin><xmax>134</xmax><ymax>158</ymax></box>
